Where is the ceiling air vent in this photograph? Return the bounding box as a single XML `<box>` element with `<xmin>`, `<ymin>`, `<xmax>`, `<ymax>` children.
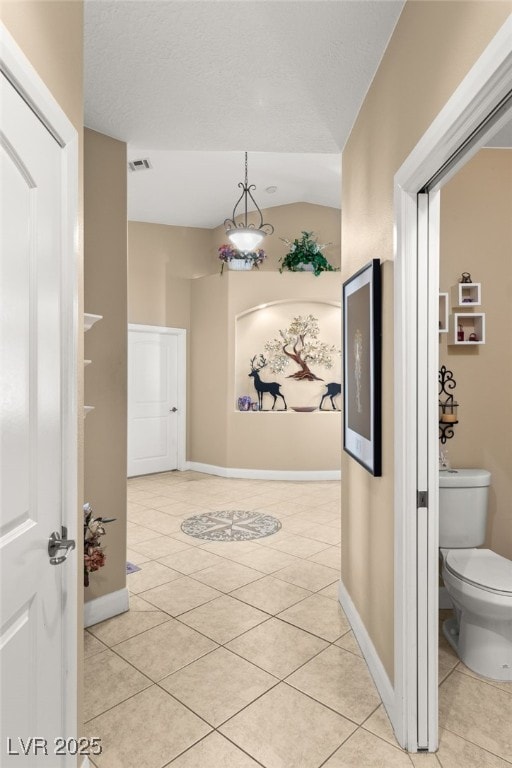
<box><xmin>128</xmin><ymin>158</ymin><xmax>152</xmax><ymax>172</ymax></box>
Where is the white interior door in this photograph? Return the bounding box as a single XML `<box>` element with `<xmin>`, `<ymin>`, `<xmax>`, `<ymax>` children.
<box><xmin>0</xmin><ymin>60</ymin><xmax>77</xmax><ymax>765</ymax></box>
<box><xmin>128</xmin><ymin>327</ymin><xmax>184</xmax><ymax>477</ymax></box>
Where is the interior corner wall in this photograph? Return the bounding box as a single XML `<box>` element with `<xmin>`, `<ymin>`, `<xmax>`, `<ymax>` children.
<box><xmin>84</xmin><ymin>129</ymin><xmax>128</xmax><ymax>604</ymax></box>
<box><xmin>440</xmin><ymin>148</ymin><xmax>512</xmax><ymax>561</ymax></box>
<box><xmin>190</xmin><ymin>274</ymin><xmax>230</xmax><ymax>468</ymax></box>
<box><xmin>340</xmin><ymin>1</ymin><xmax>512</xmax><ymax>683</ymax></box>
<box><xmin>128</xmin><ymin>204</ymin><xmax>342</xmax><ymax>469</ymax></box>
<box><xmin>0</xmin><ymin>0</ymin><xmax>85</xmax><ymax>741</ymax></box>
<box><xmin>128</xmin><ymin>221</ymin><xmax>214</xmax><ymax>329</ymax></box>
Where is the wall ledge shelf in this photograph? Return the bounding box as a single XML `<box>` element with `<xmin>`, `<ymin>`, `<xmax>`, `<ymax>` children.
<box><xmin>449</xmin><ymin>312</ymin><xmax>486</xmax><ymax>345</ymax></box>
<box><xmin>84</xmin><ymin>313</ymin><xmax>103</xmax><ymax>331</ymax></box>
<box><xmin>451</xmin><ymin>282</ymin><xmax>481</xmax><ymax>307</ymax></box>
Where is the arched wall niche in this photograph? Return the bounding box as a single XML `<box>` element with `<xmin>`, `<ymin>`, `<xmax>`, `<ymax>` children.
<box><xmin>236</xmin><ymin>300</ymin><xmax>342</xmax><ymax>411</ymax></box>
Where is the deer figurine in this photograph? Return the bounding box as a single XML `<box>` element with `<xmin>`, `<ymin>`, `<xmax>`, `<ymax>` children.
<box><xmin>249</xmin><ymin>355</ymin><xmax>287</xmax><ymax>411</ymax></box>
<box><xmin>319</xmin><ymin>382</ymin><xmax>341</xmax><ymax>410</ymax></box>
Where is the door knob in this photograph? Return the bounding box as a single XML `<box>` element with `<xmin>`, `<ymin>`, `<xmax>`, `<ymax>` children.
<box><xmin>170</xmin><ymin>407</ymin><xmax>178</xmax><ymax>412</ymax></box>
<box><xmin>48</xmin><ymin>526</ymin><xmax>76</xmax><ymax>565</ymax></box>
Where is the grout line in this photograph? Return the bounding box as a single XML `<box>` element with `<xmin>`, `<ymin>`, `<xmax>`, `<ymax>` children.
<box><xmin>440</xmin><ymin>724</ymin><xmax>512</xmax><ymax>765</ymax></box>
<box><xmin>92</xmin><ymin>472</ymin><xmax>509</xmax><ymax>768</ymax></box>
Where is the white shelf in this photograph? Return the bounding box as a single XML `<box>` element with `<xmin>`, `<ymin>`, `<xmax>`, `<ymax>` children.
<box><xmin>84</xmin><ymin>314</ymin><xmax>101</xmax><ymax>416</ymax></box>
<box><xmin>451</xmin><ymin>282</ymin><xmax>481</xmax><ymax>307</ymax></box>
<box><xmin>439</xmin><ymin>293</ymin><xmax>448</xmax><ymax>333</ymax></box>
<box><xmin>84</xmin><ymin>313</ymin><xmax>103</xmax><ymax>331</ymax></box>
<box><xmin>449</xmin><ymin>312</ymin><xmax>485</xmax><ymax>345</ymax></box>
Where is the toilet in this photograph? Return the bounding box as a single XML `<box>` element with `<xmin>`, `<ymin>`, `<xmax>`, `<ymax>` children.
<box><xmin>439</xmin><ymin>468</ymin><xmax>512</xmax><ymax>682</ymax></box>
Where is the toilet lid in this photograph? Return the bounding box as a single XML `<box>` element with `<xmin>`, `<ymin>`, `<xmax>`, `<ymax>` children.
<box><xmin>445</xmin><ymin>549</ymin><xmax>512</xmax><ymax>595</ymax></box>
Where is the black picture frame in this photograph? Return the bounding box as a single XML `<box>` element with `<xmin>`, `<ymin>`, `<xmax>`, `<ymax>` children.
<box><xmin>342</xmin><ymin>259</ymin><xmax>382</xmax><ymax>476</ymax></box>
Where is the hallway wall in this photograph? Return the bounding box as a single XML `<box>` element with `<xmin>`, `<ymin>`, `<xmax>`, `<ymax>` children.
<box><xmin>340</xmin><ymin>1</ymin><xmax>512</xmax><ymax>683</ymax></box>
<box><xmin>84</xmin><ymin>129</ymin><xmax>128</xmax><ymax>604</ymax></box>
<box><xmin>190</xmin><ymin>272</ymin><xmax>342</xmax><ymax>472</ymax></box>
<box><xmin>128</xmin><ymin>221</ymin><xmax>213</xmax><ymax>330</ymax></box>
<box><xmin>128</xmin><ymin>204</ymin><xmax>342</xmax><ymax>472</ymax></box>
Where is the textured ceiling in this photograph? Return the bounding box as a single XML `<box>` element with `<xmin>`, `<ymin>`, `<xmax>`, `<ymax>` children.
<box><xmin>127</xmin><ymin>150</ymin><xmax>341</xmax><ymax>228</ymax></box>
<box><xmin>84</xmin><ymin>0</ymin><xmax>405</xmax><ymax>226</ymax></box>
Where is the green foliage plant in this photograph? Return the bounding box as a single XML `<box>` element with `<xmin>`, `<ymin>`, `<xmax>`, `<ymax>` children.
<box><xmin>279</xmin><ymin>230</ymin><xmax>337</xmax><ymax>276</ymax></box>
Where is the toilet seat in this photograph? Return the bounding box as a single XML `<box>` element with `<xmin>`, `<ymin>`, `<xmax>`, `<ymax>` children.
<box><xmin>445</xmin><ymin>549</ymin><xmax>512</xmax><ymax>597</ymax></box>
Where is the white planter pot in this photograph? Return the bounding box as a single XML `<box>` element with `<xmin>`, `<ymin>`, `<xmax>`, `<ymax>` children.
<box><xmin>297</xmin><ymin>262</ymin><xmax>315</xmax><ymax>272</ymax></box>
<box><xmin>228</xmin><ymin>259</ymin><xmax>253</xmax><ymax>271</ymax></box>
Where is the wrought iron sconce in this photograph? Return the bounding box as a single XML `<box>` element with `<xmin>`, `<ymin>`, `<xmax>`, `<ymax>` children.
<box><xmin>439</xmin><ymin>365</ymin><xmax>459</xmax><ymax>444</ymax></box>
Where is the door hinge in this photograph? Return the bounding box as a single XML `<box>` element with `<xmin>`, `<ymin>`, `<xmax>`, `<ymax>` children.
<box><xmin>417</xmin><ymin>490</ymin><xmax>428</xmax><ymax>508</ymax></box>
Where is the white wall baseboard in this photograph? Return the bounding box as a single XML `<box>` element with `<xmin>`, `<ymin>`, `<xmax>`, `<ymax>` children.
<box><xmin>186</xmin><ymin>461</ymin><xmax>341</xmax><ymax>481</ymax></box>
<box><xmin>338</xmin><ymin>579</ymin><xmax>395</xmax><ymax>722</ymax></box>
<box><xmin>84</xmin><ymin>587</ymin><xmax>129</xmax><ymax>628</ymax></box>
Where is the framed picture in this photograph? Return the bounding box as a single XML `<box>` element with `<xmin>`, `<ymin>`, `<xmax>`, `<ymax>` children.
<box><xmin>342</xmin><ymin>259</ymin><xmax>382</xmax><ymax>476</ymax></box>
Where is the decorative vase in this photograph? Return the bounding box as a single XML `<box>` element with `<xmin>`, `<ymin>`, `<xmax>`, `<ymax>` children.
<box><xmin>228</xmin><ymin>259</ymin><xmax>253</xmax><ymax>271</ymax></box>
<box><xmin>237</xmin><ymin>396</ymin><xmax>251</xmax><ymax>411</ymax></box>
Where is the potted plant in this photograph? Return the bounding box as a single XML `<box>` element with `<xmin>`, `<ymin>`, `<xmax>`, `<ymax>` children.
<box><xmin>279</xmin><ymin>230</ymin><xmax>337</xmax><ymax>276</ymax></box>
<box><xmin>218</xmin><ymin>244</ymin><xmax>267</xmax><ymax>274</ymax></box>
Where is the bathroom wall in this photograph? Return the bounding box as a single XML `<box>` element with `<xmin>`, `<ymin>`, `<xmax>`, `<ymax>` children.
<box><xmin>84</xmin><ymin>129</ymin><xmax>128</xmax><ymax>605</ymax></box>
<box><xmin>340</xmin><ymin>1</ymin><xmax>511</xmax><ymax>682</ymax></box>
<box><xmin>0</xmin><ymin>0</ymin><xmax>85</xmax><ymax>738</ymax></box>
<box><xmin>439</xmin><ymin>148</ymin><xmax>512</xmax><ymax>560</ymax></box>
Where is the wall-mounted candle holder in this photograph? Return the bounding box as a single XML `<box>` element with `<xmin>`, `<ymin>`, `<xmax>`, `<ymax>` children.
<box><xmin>439</xmin><ymin>365</ymin><xmax>459</xmax><ymax>444</ymax></box>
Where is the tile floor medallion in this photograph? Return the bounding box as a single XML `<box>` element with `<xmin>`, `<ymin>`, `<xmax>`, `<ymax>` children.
<box><xmin>180</xmin><ymin>509</ymin><xmax>281</xmax><ymax>541</ymax></box>
<box><xmin>83</xmin><ymin>471</ymin><xmax>512</xmax><ymax>767</ymax></box>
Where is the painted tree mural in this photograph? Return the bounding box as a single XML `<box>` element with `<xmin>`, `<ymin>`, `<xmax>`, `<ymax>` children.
<box><xmin>264</xmin><ymin>315</ymin><xmax>340</xmax><ymax>381</ymax></box>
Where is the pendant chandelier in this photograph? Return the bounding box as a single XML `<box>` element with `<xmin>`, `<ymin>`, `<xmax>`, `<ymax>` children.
<box><xmin>224</xmin><ymin>151</ymin><xmax>274</xmax><ymax>251</ymax></box>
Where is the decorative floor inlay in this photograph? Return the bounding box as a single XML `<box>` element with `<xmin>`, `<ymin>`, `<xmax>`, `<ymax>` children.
<box><xmin>181</xmin><ymin>510</ymin><xmax>281</xmax><ymax>541</ymax></box>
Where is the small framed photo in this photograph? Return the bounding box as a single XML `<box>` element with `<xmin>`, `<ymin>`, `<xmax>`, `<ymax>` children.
<box><xmin>342</xmin><ymin>259</ymin><xmax>382</xmax><ymax>476</ymax></box>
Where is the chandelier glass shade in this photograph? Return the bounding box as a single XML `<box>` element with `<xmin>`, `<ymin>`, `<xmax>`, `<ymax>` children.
<box><xmin>224</xmin><ymin>152</ymin><xmax>274</xmax><ymax>251</ymax></box>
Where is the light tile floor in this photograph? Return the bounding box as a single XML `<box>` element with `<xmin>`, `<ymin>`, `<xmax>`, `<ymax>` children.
<box><xmin>84</xmin><ymin>471</ymin><xmax>512</xmax><ymax>767</ymax></box>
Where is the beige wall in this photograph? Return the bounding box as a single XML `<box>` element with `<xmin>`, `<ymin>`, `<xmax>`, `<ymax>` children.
<box><xmin>191</xmin><ymin>272</ymin><xmax>342</xmax><ymax>471</ymax></box>
<box><xmin>84</xmin><ymin>129</ymin><xmax>128</xmax><ymax>603</ymax></box>
<box><xmin>129</xmin><ymin>204</ymin><xmax>342</xmax><ymax>470</ymax></box>
<box><xmin>128</xmin><ymin>203</ymin><xmax>341</xmax><ymax>329</ymax></box>
<box><xmin>128</xmin><ymin>221</ymin><xmax>213</xmax><ymax>329</ymax></box>
<box><xmin>1</xmin><ymin>0</ymin><xmax>85</xmax><ymax>739</ymax></box>
<box><xmin>341</xmin><ymin>2</ymin><xmax>511</xmax><ymax>682</ymax></box>
<box><xmin>1</xmin><ymin>1</ymin><xmax>83</xmax><ymax>131</ymax></box>
<box><xmin>440</xmin><ymin>148</ymin><xmax>512</xmax><ymax>560</ymax></box>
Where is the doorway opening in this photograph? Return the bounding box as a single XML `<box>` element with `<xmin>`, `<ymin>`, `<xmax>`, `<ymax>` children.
<box><xmin>393</xmin><ymin>17</ymin><xmax>512</xmax><ymax>752</ymax></box>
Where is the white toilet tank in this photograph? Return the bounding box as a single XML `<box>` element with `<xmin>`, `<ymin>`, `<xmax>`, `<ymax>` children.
<box><xmin>439</xmin><ymin>469</ymin><xmax>491</xmax><ymax>548</ymax></box>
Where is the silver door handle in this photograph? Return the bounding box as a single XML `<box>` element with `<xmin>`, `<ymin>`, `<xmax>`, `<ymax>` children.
<box><xmin>48</xmin><ymin>527</ymin><xmax>76</xmax><ymax>565</ymax></box>
<box><xmin>170</xmin><ymin>407</ymin><xmax>178</xmax><ymax>412</ymax></box>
